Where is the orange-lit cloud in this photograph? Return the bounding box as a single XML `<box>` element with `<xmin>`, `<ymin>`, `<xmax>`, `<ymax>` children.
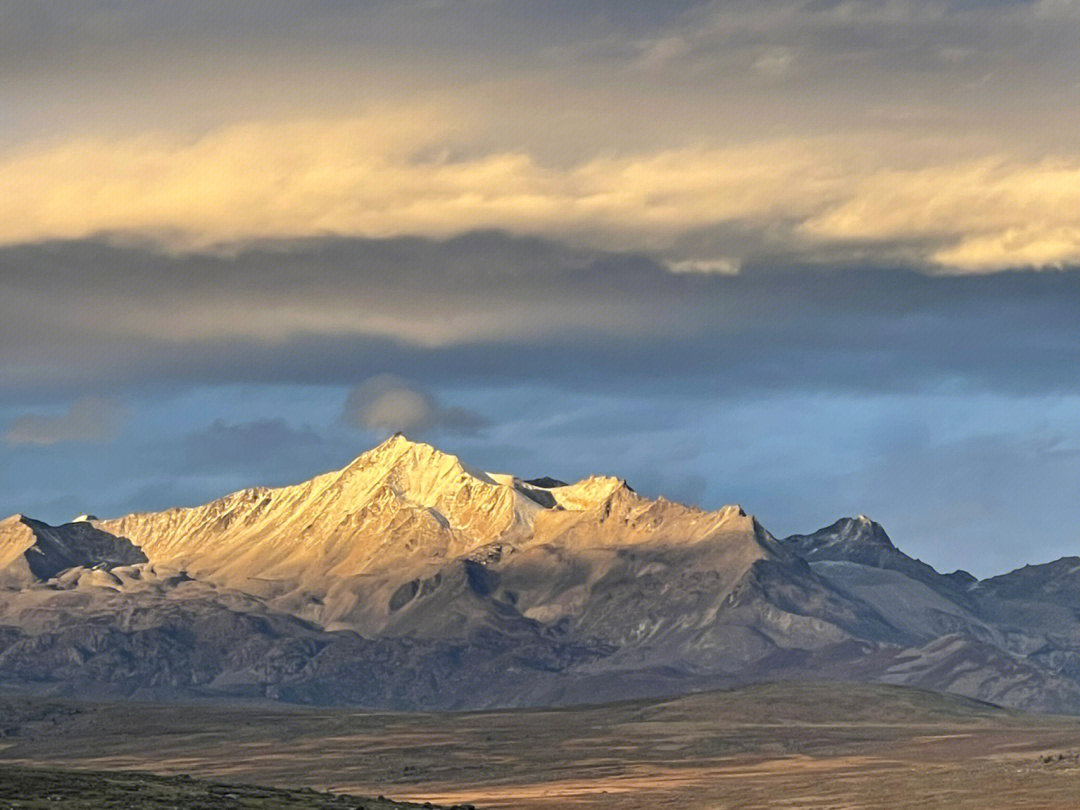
<box><xmin>4</xmin><ymin>118</ymin><xmax>1080</xmax><ymax>271</ymax></box>
<box><xmin>799</xmin><ymin>157</ymin><xmax>1080</xmax><ymax>271</ymax></box>
<box><xmin>0</xmin><ymin>118</ymin><xmax>826</xmax><ymax>247</ymax></box>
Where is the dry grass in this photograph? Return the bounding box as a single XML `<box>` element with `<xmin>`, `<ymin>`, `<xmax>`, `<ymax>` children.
<box><xmin>3</xmin><ymin>682</ymin><xmax>1080</xmax><ymax>809</ymax></box>
<box><xmin>0</xmin><ymin>763</ymin><xmax>454</xmax><ymax>809</ymax></box>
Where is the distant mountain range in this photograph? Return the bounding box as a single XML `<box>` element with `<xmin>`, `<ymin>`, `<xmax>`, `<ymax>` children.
<box><xmin>3</xmin><ymin>434</ymin><xmax>1080</xmax><ymax>713</ymax></box>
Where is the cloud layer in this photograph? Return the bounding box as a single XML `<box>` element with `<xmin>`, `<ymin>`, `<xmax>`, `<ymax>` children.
<box><xmin>4</xmin><ymin>234</ymin><xmax>1080</xmax><ymax>400</ymax></box>
<box><xmin>4</xmin><ymin>396</ymin><xmax>130</xmax><ymax>445</ymax></box>
<box><xmin>3</xmin><ymin>1</ymin><xmax>1080</xmax><ymax>271</ymax></box>
<box><xmin>4</xmin><ymin>123</ymin><xmax>1080</xmax><ymax>271</ymax></box>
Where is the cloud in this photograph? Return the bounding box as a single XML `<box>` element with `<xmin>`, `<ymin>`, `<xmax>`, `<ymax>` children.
<box><xmin>5</xmin><ymin>2</ymin><xmax>1080</xmax><ymax>271</ymax></box>
<box><xmin>4</xmin><ymin>396</ymin><xmax>130</xmax><ymax>445</ymax></box>
<box><xmin>4</xmin><ymin>118</ymin><xmax>1080</xmax><ymax>271</ymax></box>
<box><xmin>665</xmin><ymin>257</ymin><xmax>740</xmax><ymax>274</ymax></box>
<box><xmin>752</xmin><ymin>47</ymin><xmax>794</xmax><ymax>78</ymax></box>
<box><xmin>342</xmin><ymin>375</ymin><xmax>487</xmax><ymax>436</ymax></box>
<box><xmin>3</xmin><ymin>234</ymin><xmax>1080</xmax><ymax>401</ymax></box>
<box><xmin>0</xmin><ymin>233</ymin><xmax>661</xmax><ymax>360</ymax></box>
<box><xmin>798</xmin><ymin>156</ymin><xmax>1080</xmax><ymax>271</ymax></box>
<box><xmin>0</xmin><ymin>121</ymin><xmax>837</xmax><ymax>250</ymax></box>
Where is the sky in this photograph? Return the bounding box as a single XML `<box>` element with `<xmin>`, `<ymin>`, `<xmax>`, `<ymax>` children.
<box><xmin>3</xmin><ymin>0</ymin><xmax>1080</xmax><ymax>577</ymax></box>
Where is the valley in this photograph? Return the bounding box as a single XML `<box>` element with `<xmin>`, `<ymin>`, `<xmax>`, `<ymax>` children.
<box><xmin>3</xmin><ymin>682</ymin><xmax>1080</xmax><ymax>809</ymax></box>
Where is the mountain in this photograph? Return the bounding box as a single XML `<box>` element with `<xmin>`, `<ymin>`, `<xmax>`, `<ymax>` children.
<box><xmin>0</xmin><ymin>514</ymin><xmax>146</xmax><ymax>588</ymax></box>
<box><xmin>2</xmin><ymin>435</ymin><xmax>1080</xmax><ymax>712</ymax></box>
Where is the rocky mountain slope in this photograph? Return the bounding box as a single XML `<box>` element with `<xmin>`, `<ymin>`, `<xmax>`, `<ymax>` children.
<box><xmin>0</xmin><ymin>514</ymin><xmax>146</xmax><ymax>588</ymax></box>
<box><xmin>2</xmin><ymin>435</ymin><xmax>1080</xmax><ymax>713</ymax></box>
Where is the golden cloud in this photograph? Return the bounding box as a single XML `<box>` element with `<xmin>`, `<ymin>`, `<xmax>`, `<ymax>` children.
<box><xmin>3</xmin><ymin>116</ymin><xmax>1080</xmax><ymax>272</ymax></box>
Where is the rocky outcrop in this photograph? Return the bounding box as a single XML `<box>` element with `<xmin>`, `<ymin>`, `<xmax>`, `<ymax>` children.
<box><xmin>0</xmin><ymin>515</ymin><xmax>146</xmax><ymax>587</ymax></box>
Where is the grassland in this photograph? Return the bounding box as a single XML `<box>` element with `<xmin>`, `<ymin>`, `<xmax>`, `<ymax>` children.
<box><xmin>0</xmin><ymin>764</ymin><xmax>451</xmax><ymax>809</ymax></box>
<box><xmin>3</xmin><ymin>682</ymin><xmax>1080</xmax><ymax>808</ymax></box>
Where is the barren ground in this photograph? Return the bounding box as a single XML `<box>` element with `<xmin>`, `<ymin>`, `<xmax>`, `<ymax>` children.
<box><xmin>3</xmin><ymin>682</ymin><xmax>1080</xmax><ymax>808</ymax></box>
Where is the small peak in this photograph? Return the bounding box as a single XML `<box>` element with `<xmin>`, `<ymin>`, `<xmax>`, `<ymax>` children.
<box><xmin>377</xmin><ymin>431</ymin><xmax>417</xmax><ymax>450</ymax></box>
<box><xmin>348</xmin><ymin>433</ymin><xmax>433</xmax><ymax>466</ymax></box>
<box><xmin>594</xmin><ymin>478</ymin><xmax>638</xmax><ymax>505</ymax></box>
<box><xmin>341</xmin><ymin>435</ymin><xmax>498</xmax><ymax>491</ymax></box>
<box><xmin>945</xmin><ymin>569</ymin><xmax>978</xmax><ymax>586</ymax></box>
<box><xmin>525</xmin><ymin>476</ymin><xmax>568</xmax><ymax>489</ymax></box>
<box><xmin>782</xmin><ymin>515</ymin><xmax>897</xmax><ymax>562</ymax></box>
<box><xmin>593</xmin><ymin>478</ymin><xmax>629</xmax><ymax>497</ymax></box>
<box><xmin>833</xmin><ymin>514</ymin><xmax>879</xmax><ymax>529</ymax></box>
<box><xmin>1</xmin><ymin>513</ymin><xmax>28</xmax><ymax>526</ymax></box>
<box><xmin>73</xmin><ymin>514</ymin><xmax>99</xmax><ymax>523</ymax></box>
<box><xmin>594</xmin><ymin>479</ymin><xmax>641</xmax><ymax>520</ymax></box>
<box><xmin>545</xmin><ymin>475</ymin><xmax>627</xmax><ymax>510</ymax></box>
<box><xmin>587</xmin><ymin>475</ymin><xmax>634</xmax><ymax>494</ymax></box>
<box><xmin>833</xmin><ymin>515</ymin><xmax>895</xmax><ymax>548</ymax></box>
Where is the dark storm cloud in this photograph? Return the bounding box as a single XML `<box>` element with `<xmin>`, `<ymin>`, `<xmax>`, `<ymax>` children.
<box><xmin>3</xmin><ymin>234</ymin><xmax>1080</xmax><ymax>402</ymax></box>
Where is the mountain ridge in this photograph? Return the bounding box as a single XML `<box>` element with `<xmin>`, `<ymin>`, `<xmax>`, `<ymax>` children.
<box><xmin>2</xmin><ymin>435</ymin><xmax>1080</xmax><ymax>713</ymax></box>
